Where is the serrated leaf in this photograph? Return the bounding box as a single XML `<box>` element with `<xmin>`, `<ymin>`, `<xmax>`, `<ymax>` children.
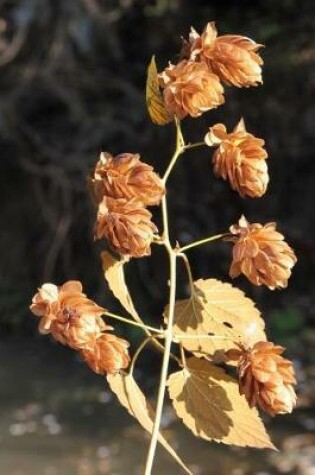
<box><xmin>165</xmin><ymin>278</ymin><xmax>266</xmax><ymax>358</ymax></box>
<box><xmin>146</xmin><ymin>55</ymin><xmax>172</xmax><ymax>126</ymax></box>
<box><xmin>107</xmin><ymin>372</ymin><xmax>192</xmax><ymax>475</ymax></box>
<box><xmin>101</xmin><ymin>251</ymin><xmax>140</xmax><ymax>321</ymax></box>
<box><xmin>168</xmin><ymin>357</ymin><xmax>275</xmax><ymax>449</ymax></box>
<box><xmin>195</xmin><ymin>278</ymin><xmax>266</xmax><ymax>345</ymax></box>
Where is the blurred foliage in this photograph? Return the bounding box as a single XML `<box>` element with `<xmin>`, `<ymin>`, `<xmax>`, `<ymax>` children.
<box><xmin>0</xmin><ymin>0</ymin><xmax>314</xmax><ymax>342</ymax></box>
<box><xmin>270</xmin><ymin>307</ymin><xmax>304</xmax><ymax>346</ymax></box>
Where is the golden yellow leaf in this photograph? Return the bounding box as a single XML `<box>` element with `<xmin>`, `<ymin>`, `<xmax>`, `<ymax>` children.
<box><xmin>165</xmin><ymin>278</ymin><xmax>266</xmax><ymax>358</ymax></box>
<box><xmin>146</xmin><ymin>55</ymin><xmax>172</xmax><ymax>126</ymax></box>
<box><xmin>107</xmin><ymin>372</ymin><xmax>192</xmax><ymax>475</ymax></box>
<box><xmin>101</xmin><ymin>251</ymin><xmax>139</xmax><ymax>321</ymax></box>
<box><xmin>167</xmin><ymin>357</ymin><xmax>275</xmax><ymax>449</ymax></box>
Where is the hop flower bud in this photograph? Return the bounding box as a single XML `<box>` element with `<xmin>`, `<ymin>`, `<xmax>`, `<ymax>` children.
<box><xmin>30</xmin><ymin>281</ymin><xmax>107</xmax><ymax>349</ymax></box>
<box><xmin>227</xmin><ymin>342</ymin><xmax>297</xmax><ymax>416</ymax></box>
<box><xmin>182</xmin><ymin>22</ymin><xmax>263</xmax><ymax>88</ymax></box>
<box><xmin>50</xmin><ymin>304</ymin><xmax>109</xmax><ymax>350</ymax></box>
<box><xmin>81</xmin><ymin>334</ymin><xmax>130</xmax><ymax>375</ymax></box>
<box><xmin>205</xmin><ymin>119</ymin><xmax>269</xmax><ymax>198</ymax></box>
<box><xmin>228</xmin><ymin>215</ymin><xmax>297</xmax><ymax>289</ymax></box>
<box><xmin>91</xmin><ymin>152</ymin><xmax>165</xmax><ymax>206</ymax></box>
<box><xmin>158</xmin><ymin>60</ymin><xmax>224</xmax><ymax>119</ymax></box>
<box><xmin>29</xmin><ymin>283</ymin><xmax>60</xmax><ymax>334</ymax></box>
<box><xmin>94</xmin><ymin>197</ymin><xmax>157</xmax><ymax>257</ymax></box>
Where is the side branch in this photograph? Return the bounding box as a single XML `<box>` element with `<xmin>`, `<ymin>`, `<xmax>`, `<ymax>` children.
<box><xmin>105</xmin><ymin>311</ymin><xmax>165</xmax><ymax>334</ymax></box>
<box><xmin>180</xmin><ymin>233</ymin><xmax>229</xmax><ymax>253</ymax></box>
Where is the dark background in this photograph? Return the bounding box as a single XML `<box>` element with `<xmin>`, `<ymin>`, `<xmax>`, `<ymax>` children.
<box><xmin>0</xmin><ymin>1</ymin><xmax>314</xmax><ymax>474</ymax></box>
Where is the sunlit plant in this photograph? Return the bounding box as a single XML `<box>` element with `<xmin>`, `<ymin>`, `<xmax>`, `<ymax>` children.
<box><xmin>30</xmin><ymin>22</ymin><xmax>297</xmax><ymax>475</ymax></box>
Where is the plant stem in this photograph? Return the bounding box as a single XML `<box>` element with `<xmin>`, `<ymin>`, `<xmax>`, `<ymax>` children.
<box><xmin>144</xmin><ymin>248</ymin><xmax>177</xmax><ymax>475</ymax></box>
<box><xmin>104</xmin><ymin>311</ymin><xmax>164</xmax><ymax>335</ymax></box>
<box><xmin>130</xmin><ymin>336</ymin><xmax>153</xmax><ymax>374</ymax></box>
<box><xmin>161</xmin><ymin>194</ymin><xmax>170</xmax><ymax>242</ymax></box>
<box><xmin>180</xmin><ymin>233</ymin><xmax>229</xmax><ymax>253</ymax></box>
<box><xmin>178</xmin><ymin>252</ymin><xmax>194</xmax><ymax>295</ymax></box>
<box><xmin>144</xmin><ymin>121</ymin><xmax>181</xmax><ymax>475</ymax></box>
<box><xmin>174</xmin><ymin>334</ymin><xmax>232</xmax><ymax>340</ymax></box>
<box><xmin>183</xmin><ymin>141</ymin><xmax>205</xmax><ymax>151</ymax></box>
<box><xmin>162</xmin><ymin>118</ymin><xmax>185</xmax><ymax>184</ymax></box>
<box><xmin>179</xmin><ymin>342</ymin><xmax>187</xmax><ymax>368</ymax></box>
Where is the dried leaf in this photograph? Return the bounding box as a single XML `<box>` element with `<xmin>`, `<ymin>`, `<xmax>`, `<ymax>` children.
<box><xmin>168</xmin><ymin>357</ymin><xmax>275</xmax><ymax>449</ymax></box>
<box><xmin>101</xmin><ymin>251</ymin><xmax>139</xmax><ymax>321</ymax></box>
<box><xmin>165</xmin><ymin>278</ymin><xmax>266</xmax><ymax>358</ymax></box>
<box><xmin>107</xmin><ymin>372</ymin><xmax>192</xmax><ymax>475</ymax></box>
<box><xmin>146</xmin><ymin>56</ymin><xmax>172</xmax><ymax>126</ymax></box>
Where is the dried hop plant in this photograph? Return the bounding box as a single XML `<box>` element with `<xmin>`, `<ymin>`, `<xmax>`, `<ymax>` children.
<box><xmin>227</xmin><ymin>342</ymin><xmax>297</xmax><ymax>416</ymax></box>
<box><xmin>95</xmin><ymin>196</ymin><xmax>158</xmax><ymax>257</ymax></box>
<box><xmin>205</xmin><ymin>119</ymin><xmax>269</xmax><ymax>198</ymax></box>
<box><xmin>81</xmin><ymin>334</ymin><xmax>130</xmax><ymax>375</ymax></box>
<box><xmin>91</xmin><ymin>152</ymin><xmax>165</xmax><ymax>206</ymax></box>
<box><xmin>29</xmin><ymin>20</ymin><xmax>299</xmax><ymax>474</ymax></box>
<box><xmin>30</xmin><ymin>281</ymin><xmax>107</xmax><ymax>349</ymax></box>
<box><xmin>228</xmin><ymin>215</ymin><xmax>297</xmax><ymax>289</ymax></box>
<box><xmin>182</xmin><ymin>22</ymin><xmax>263</xmax><ymax>88</ymax></box>
<box><xmin>159</xmin><ymin>60</ymin><xmax>224</xmax><ymax>119</ymax></box>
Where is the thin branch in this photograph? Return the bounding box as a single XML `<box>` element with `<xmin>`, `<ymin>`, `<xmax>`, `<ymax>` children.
<box><xmin>174</xmin><ymin>334</ymin><xmax>232</xmax><ymax>341</ymax></box>
<box><xmin>104</xmin><ymin>311</ymin><xmax>165</xmax><ymax>335</ymax></box>
<box><xmin>183</xmin><ymin>141</ymin><xmax>206</xmax><ymax>151</ymax></box>
<box><xmin>129</xmin><ymin>336</ymin><xmax>153</xmax><ymax>374</ymax></box>
<box><xmin>180</xmin><ymin>233</ymin><xmax>229</xmax><ymax>253</ymax></box>
<box><xmin>162</xmin><ymin>118</ymin><xmax>185</xmax><ymax>184</ymax></box>
<box><xmin>144</xmin><ymin>248</ymin><xmax>177</xmax><ymax>475</ymax></box>
<box><xmin>178</xmin><ymin>252</ymin><xmax>194</xmax><ymax>296</ymax></box>
<box><xmin>144</xmin><ymin>121</ymin><xmax>182</xmax><ymax>475</ymax></box>
<box><xmin>179</xmin><ymin>343</ymin><xmax>187</xmax><ymax>368</ymax></box>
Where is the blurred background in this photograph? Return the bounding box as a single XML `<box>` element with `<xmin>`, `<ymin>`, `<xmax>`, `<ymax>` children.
<box><xmin>0</xmin><ymin>0</ymin><xmax>314</xmax><ymax>474</ymax></box>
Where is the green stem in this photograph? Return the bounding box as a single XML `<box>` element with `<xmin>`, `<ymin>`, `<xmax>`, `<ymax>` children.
<box><xmin>144</xmin><ymin>121</ymin><xmax>181</xmax><ymax>475</ymax></box>
<box><xmin>129</xmin><ymin>336</ymin><xmax>153</xmax><ymax>374</ymax></box>
<box><xmin>162</xmin><ymin>119</ymin><xmax>185</xmax><ymax>184</ymax></box>
<box><xmin>179</xmin><ymin>342</ymin><xmax>187</xmax><ymax>368</ymax></box>
<box><xmin>183</xmin><ymin>141</ymin><xmax>205</xmax><ymax>151</ymax></box>
<box><xmin>174</xmin><ymin>334</ymin><xmax>232</xmax><ymax>340</ymax></box>
<box><xmin>144</xmin><ymin>248</ymin><xmax>177</xmax><ymax>475</ymax></box>
<box><xmin>180</xmin><ymin>233</ymin><xmax>228</xmax><ymax>253</ymax></box>
<box><xmin>104</xmin><ymin>311</ymin><xmax>164</xmax><ymax>335</ymax></box>
<box><xmin>178</xmin><ymin>252</ymin><xmax>194</xmax><ymax>296</ymax></box>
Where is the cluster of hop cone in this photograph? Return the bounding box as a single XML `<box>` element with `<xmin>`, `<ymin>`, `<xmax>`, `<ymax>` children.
<box><xmin>30</xmin><ymin>21</ymin><xmax>298</xmax><ymax>440</ymax></box>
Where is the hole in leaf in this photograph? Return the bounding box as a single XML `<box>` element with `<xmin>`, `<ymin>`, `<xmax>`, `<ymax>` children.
<box><xmin>223</xmin><ymin>322</ymin><xmax>233</xmax><ymax>329</ymax></box>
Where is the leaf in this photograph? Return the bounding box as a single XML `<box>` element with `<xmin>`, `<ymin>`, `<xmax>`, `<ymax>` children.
<box><xmin>167</xmin><ymin>357</ymin><xmax>275</xmax><ymax>449</ymax></box>
<box><xmin>101</xmin><ymin>251</ymin><xmax>140</xmax><ymax>322</ymax></box>
<box><xmin>165</xmin><ymin>278</ymin><xmax>266</xmax><ymax>358</ymax></box>
<box><xmin>107</xmin><ymin>372</ymin><xmax>192</xmax><ymax>475</ymax></box>
<box><xmin>195</xmin><ymin>278</ymin><xmax>266</xmax><ymax>345</ymax></box>
<box><xmin>146</xmin><ymin>56</ymin><xmax>172</xmax><ymax>126</ymax></box>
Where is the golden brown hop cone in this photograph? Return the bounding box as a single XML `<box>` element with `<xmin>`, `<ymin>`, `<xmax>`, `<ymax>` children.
<box><xmin>91</xmin><ymin>152</ymin><xmax>165</xmax><ymax>207</ymax></box>
<box><xmin>30</xmin><ymin>282</ymin><xmax>60</xmax><ymax>334</ymax></box>
<box><xmin>228</xmin><ymin>215</ymin><xmax>297</xmax><ymax>289</ymax></box>
<box><xmin>94</xmin><ymin>196</ymin><xmax>158</xmax><ymax>257</ymax></box>
<box><xmin>205</xmin><ymin>119</ymin><xmax>269</xmax><ymax>198</ymax></box>
<box><xmin>158</xmin><ymin>59</ymin><xmax>224</xmax><ymax>119</ymax></box>
<box><xmin>81</xmin><ymin>334</ymin><xmax>130</xmax><ymax>375</ymax></box>
<box><xmin>50</xmin><ymin>302</ymin><xmax>108</xmax><ymax>350</ymax></box>
<box><xmin>183</xmin><ymin>22</ymin><xmax>263</xmax><ymax>88</ymax></box>
<box><xmin>30</xmin><ymin>280</ymin><xmax>107</xmax><ymax>349</ymax></box>
<box><xmin>227</xmin><ymin>341</ymin><xmax>297</xmax><ymax>416</ymax></box>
